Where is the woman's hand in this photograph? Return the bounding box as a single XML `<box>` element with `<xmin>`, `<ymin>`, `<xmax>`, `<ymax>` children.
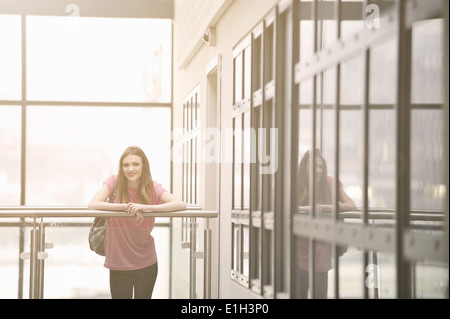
<box><xmin>126</xmin><ymin>203</ymin><xmax>146</xmax><ymax>223</ymax></box>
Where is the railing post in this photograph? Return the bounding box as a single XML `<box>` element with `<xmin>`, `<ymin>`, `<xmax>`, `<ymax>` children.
<box><xmin>38</xmin><ymin>219</ymin><xmax>46</xmax><ymax>299</ymax></box>
<box><xmin>189</xmin><ymin>217</ymin><xmax>197</xmax><ymax>299</ymax></box>
<box><xmin>203</xmin><ymin>217</ymin><xmax>212</xmax><ymax>299</ymax></box>
<box><xmin>25</xmin><ymin>218</ymin><xmax>47</xmax><ymax>299</ymax></box>
<box><xmin>29</xmin><ymin>218</ymin><xmax>38</xmax><ymax>299</ymax></box>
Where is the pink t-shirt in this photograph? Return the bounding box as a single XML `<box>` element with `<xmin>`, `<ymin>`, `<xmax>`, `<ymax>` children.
<box><xmin>297</xmin><ymin>237</ymin><xmax>333</xmax><ymax>272</ymax></box>
<box><xmin>297</xmin><ymin>177</ymin><xmax>343</xmax><ymax>272</ymax></box>
<box><xmin>103</xmin><ymin>174</ymin><xmax>167</xmax><ymax>270</ymax></box>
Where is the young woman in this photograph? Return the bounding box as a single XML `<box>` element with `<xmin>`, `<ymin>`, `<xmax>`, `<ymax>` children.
<box><xmin>88</xmin><ymin>146</ymin><xmax>186</xmax><ymax>299</ymax></box>
<box><xmin>296</xmin><ymin>149</ymin><xmax>356</xmax><ymax>298</ymax></box>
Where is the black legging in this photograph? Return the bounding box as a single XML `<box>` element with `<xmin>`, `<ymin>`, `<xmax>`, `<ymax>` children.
<box><xmin>109</xmin><ymin>263</ymin><xmax>158</xmax><ymax>299</ymax></box>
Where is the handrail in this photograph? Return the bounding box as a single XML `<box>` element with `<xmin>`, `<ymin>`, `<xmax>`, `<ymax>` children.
<box><xmin>291</xmin><ymin>208</ymin><xmax>445</xmax><ymax>223</ymax></box>
<box><xmin>0</xmin><ymin>206</ymin><xmax>217</xmax><ymax>299</ymax></box>
<box><xmin>0</xmin><ymin>209</ymin><xmax>217</xmax><ymax>218</ymax></box>
<box><xmin>0</xmin><ymin>205</ymin><xmax>215</xmax><ymax>218</ymax></box>
<box><xmin>340</xmin><ymin>210</ymin><xmax>445</xmax><ymax>222</ymax></box>
<box><xmin>0</xmin><ymin>205</ymin><xmax>204</xmax><ymax>211</ymax></box>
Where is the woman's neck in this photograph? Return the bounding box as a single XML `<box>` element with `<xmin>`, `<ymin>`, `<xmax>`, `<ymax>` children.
<box><xmin>127</xmin><ymin>180</ymin><xmax>140</xmax><ymax>189</ymax></box>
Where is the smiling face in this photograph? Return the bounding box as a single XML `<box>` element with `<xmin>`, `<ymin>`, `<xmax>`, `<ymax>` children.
<box><xmin>116</xmin><ymin>146</ymin><xmax>154</xmax><ymax>204</ymax></box>
<box><xmin>122</xmin><ymin>154</ymin><xmax>143</xmax><ymax>187</ymax></box>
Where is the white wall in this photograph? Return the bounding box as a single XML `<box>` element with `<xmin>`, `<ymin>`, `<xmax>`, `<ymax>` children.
<box><xmin>172</xmin><ymin>0</ymin><xmax>280</xmax><ymax>299</ymax></box>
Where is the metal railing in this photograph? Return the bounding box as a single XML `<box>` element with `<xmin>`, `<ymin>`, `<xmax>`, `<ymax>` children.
<box><xmin>0</xmin><ymin>206</ymin><xmax>218</xmax><ymax>299</ymax></box>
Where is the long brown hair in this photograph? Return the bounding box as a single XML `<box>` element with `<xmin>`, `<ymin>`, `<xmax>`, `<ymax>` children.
<box><xmin>116</xmin><ymin>146</ymin><xmax>154</xmax><ymax>204</ymax></box>
<box><xmin>298</xmin><ymin>149</ymin><xmax>330</xmax><ymax>206</ymax></box>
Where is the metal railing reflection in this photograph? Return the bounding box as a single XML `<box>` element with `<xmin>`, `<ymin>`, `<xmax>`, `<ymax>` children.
<box><xmin>0</xmin><ymin>206</ymin><xmax>217</xmax><ymax>299</ymax></box>
<box><xmin>293</xmin><ymin>207</ymin><xmax>447</xmax><ymax>264</ymax></box>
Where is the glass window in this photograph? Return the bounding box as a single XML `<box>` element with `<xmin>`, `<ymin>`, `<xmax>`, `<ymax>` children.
<box><xmin>253</xmin><ymin>36</ymin><xmax>262</xmax><ymax>91</ymax></box>
<box><xmin>410</xmin><ymin>19</ymin><xmax>445</xmax><ymax>213</ymax></box>
<box><xmin>373</xmin><ymin>252</ymin><xmax>396</xmax><ymax>298</ymax></box>
<box><xmin>253</xmin><ymin>107</ymin><xmax>262</xmax><ymax>211</ymax></box>
<box><xmin>339</xmin><ymin>247</ymin><xmax>364</xmax><ymax>298</ymax></box>
<box><xmin>232</xmin><ymin>222</ymin><xmax>241</xmax><ymax>277</ymax></box>
<box><xmin>25</xmin><ymin>106</ymin><xmax>171</xmax><ymax>206</ymax></box>
<box><xmin>26</xmin><ymin>16</ymin><xmax>172</xmax><ymax>103</ymax></box>
<box><xmin>264</xmin><ymin>24</ymin><xmax>274</xmax><ymax>83</ymax></box>
<box><xmin>320</xmin><ymin>67</ymin><xmax>337</xmax><ymax>203</ymax></box>
<box><xmin>242</xmin><ymin>225</ymin><xmax>250</xmax><ymax>279</ymax></box>
<box><xmin>41</xmin><ymin>224</ymin><xmax>170</xmax><ymax>298</ymax></box>
<box><xmin>339</xmin><ymin>55</ymin><xmax>364</xmax><ymax>209</ymax></box>
<box><xmin>0</xmin><ymin>15</ymin><xmax>21</xmax><ymax>100</ymax></box>
<box><xmin>181</xmin><ymin>87</ymin><xmax>200</xmax><ymax>205</ymax></box>
<box><xmin>298</xmin><ymin>78</ymin><xmax>313</xmax><ymax>160</ymax></box>
<box><xmin>234</xmin><ymin>53</ymin><xmax>243</xmax><ymax>104</ymax></box>
<box><xmin>0</xmin><ymin>225</ymin><xmax>21</xmax><ymax>298</ymax></box>
<box><xmin>411</xmin><ymin>109</ymin><xmax>445</xmax><ymax>211</ymax></box>
<box><xmin>243</xmin><ymin>112</ymin><xmax>252</xmax><ymax>210</ymax></box>
<box><xmin>368</xmin><ymin>110</ymin><xmax>396</xmax><ymax>209</ymax></box>
<box><xmin>413</xmin><ymin>261</ymin><xmax>449</xmax><ymax>298</ymax></box>
<box><xmin>1</xmin><ymin>11</ymin><xmax>174</xmax><ymax>300</ymax></box>
<box><xmin>0</xmin><ymin>106</ymin><xmax>21</xmax><ymax>205</ymax></box>
<box><xmin>411</xmin><ymin>19</ymin><xmax>443</xmax><ymax>105</ymax></box>
<box><xmin>233</xmin><ymin>114</ymin><xmax>242</xmax><ymax>210</ymax></box>
<box><xmin>299</xmin><ymin>0</ymin><xmax>314</xmax><ymax>63</ymax></box>
<box><xmin>244</xmin><ymin>47</ymin><xmax>252</xmax><ymax>101</ymax></box>
<box><xmin>369</xmin><ymin>38</ymin><xmax>396</xmax><ymax>210</ymax></box>
<box><xmin>338</xmin><ymin>54</ymin><xmax>364</xmax><ymax>298</ymax></box>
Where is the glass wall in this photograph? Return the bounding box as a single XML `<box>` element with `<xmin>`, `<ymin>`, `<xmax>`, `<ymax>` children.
<box><xmin>293</xmin><ymin>0</ymin><xmax>448</xmax><ymax>299</ymax></box>
<box><xmin>0</xmin><ymin>13</ymin><xmax>172</xmax><ymax>298</ymax></box>
<box><xmin>0</xmin><ymin>15</ymin><xmax>21</xmax><ymax>100</ymax></box>
<box><xmin>26</xmin><ymin>16</ymin><xmax>172</xmax><ymax>103</ymax></box>
<box><xmin>0</xmin><ymin>106</ymin><xmax>21</xmax><ymax>205</ymax></box>
<box><xmin>25</xmin><ymin>106</ymin><xmax>171</xmax><ymax>206</ymax></box>
<box><xmin>229</xmin><ymin>0</ymin><xmax>448</xmax><ymax>299</ymax></box>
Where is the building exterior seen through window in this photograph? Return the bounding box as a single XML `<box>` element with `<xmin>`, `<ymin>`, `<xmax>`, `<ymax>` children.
<box><xmin>0</xmin><ymin>14</ymin><xmax>172</xmax><ymax>299</ymax></box>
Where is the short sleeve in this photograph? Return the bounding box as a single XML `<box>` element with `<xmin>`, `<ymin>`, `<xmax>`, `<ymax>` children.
<box><xmin>327</xmin><ymin>176</ymin><xmax>343</xmax><ymax>190</ymax></box>
<box><xmin>103</xmin><ymin>174</ymin><xmax>118</xmax><ymax>197</ymax></box>
<box><xmin>152</xmin><ymin>181</ymin><xmax>167</xmax><ymax>204</ymax></box>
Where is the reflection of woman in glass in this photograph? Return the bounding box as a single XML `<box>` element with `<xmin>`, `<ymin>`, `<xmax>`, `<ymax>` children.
<box><xmin>296</xmin><ymin>149</ymin><xmax>356</xmax><ymax>298</ymax></box>
<box><xmin>88</xmin><ymin>146</ymin><xmax>186</xmax><ymax>299</ymax></box>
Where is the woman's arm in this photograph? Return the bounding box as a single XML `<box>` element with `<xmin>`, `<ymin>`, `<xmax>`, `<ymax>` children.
<box><xmin>317</xmin><ymin>187</ymin><xmax>356</xmax><ymax>212</ymax></box>
<box><xmin>298</xmin><ymin>205</ymin><xmax>313</xmax><ymax>212</ymax></box>
<box><xmin>88</xmin><ymin>184</ymin><xmax>127</xmax><ymax>211</ymax></box>
<box><xmin>337</xmin><ymin>186</ymin><xmax>357</xmax><ymax>212</ymax></box>
<box><xmin>127</xmin><ymin>191</ymin><xmax>187</xmax><ymax>217</ymax></box>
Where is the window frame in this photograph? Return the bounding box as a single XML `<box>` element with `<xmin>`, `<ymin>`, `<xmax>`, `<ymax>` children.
<box><xmin>0</xmin><ymin>12</ymin><xmax>174</xmax><ymax>299</ymax></box>
<box><xmin>229</xmin><ymin>0</ymin><xmax>448</xmax><ymax>299</ymax></box>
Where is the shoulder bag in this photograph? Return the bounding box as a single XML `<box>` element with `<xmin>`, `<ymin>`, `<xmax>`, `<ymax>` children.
<box><xmin>88</xmin><ymin>182</ymin><xmax>117</xmax><ymax>256</ymax></box>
